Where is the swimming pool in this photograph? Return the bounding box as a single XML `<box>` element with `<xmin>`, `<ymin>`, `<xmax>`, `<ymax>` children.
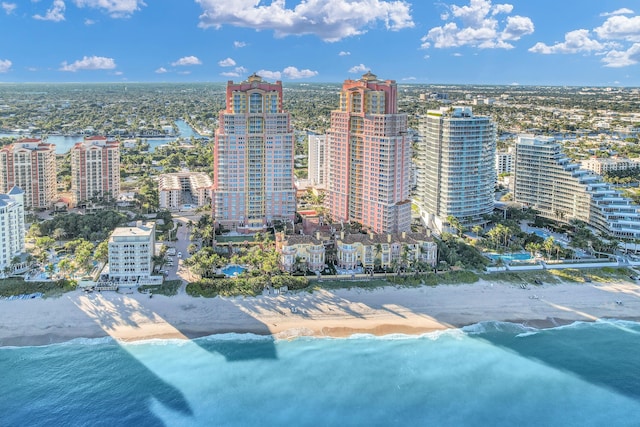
<box><xmin>487</xmin><ymin>253</ymin><xmax>532</xmax><ymax>262</ymax></box>
<box><xmin>533</xmin><ymin>230</ymin><xmax>550</xmax><ymax>239</ymax></box>
<box><xmin>221</xmin><ymin>264</ymin><xmax>246</xmax><ymax>277</ymax></box>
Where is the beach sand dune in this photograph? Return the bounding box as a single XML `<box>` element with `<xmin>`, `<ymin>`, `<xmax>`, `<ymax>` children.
<box><xmin>1</xmin><ymin>279</ymin><xmax>639</xmax><ymax>346</ymax></box>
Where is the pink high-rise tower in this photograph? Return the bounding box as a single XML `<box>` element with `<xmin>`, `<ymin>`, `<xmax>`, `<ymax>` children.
<box><xmin>212</xmin><ymin>74</ymin><xmax>296</xmax><ymax>232</ymax></box>
<box><xmin>328</xmin><ymin>72</ymin><xmax>411</xmax><ymax>233</ymax></box>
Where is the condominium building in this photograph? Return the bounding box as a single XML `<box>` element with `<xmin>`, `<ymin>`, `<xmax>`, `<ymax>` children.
<box><xmin>514</xmin><ymin>135</ymin><xmax>640</xmax><ymax>239</ymax></box>
<box><xmin>70</xmin><ymin>136</ymin><xmax>120</xmax><ymax>206</ymax></box>
<box><xmin>0</xmin><ymin>138</ymin><xmax>57</xmax><ymax>209</ymax></box>
<box><xmin>212</xmin><ymin>74</ymin><xmax>296</xmax><ymax>231</ymax></box>
<box><xmin>495</xmin><ymin>148</ymin><xmax>514</xmax><ymax>175</ymax></box>
<box><xmin>0</xmin><ymin>187</ymin><xmax>25</xmax><ymax>273</ymax></box>
<box><xmin>334</xmin><ymin>231</ymin><xmax>437</xmax><ymax>271</ymax></box>
<box><xmin>308</xmin><ymin>134</ymin><xmax>329</xmax><ymax>187</ymax></box>
<box><xmin>327</xmin><ymin>71</ymin><xmax>411</xmax><ymax>234</ymax></box>
<box><xmin>275</xmin><ymin>232</ymin><xmax>326</xmax><ymax>273</ymax></box>
<box><xmin>581</xmin><ymin>156</ymin><xmax>640</xmax><ymax>175</ymax></box>
<box><xmin>416</xmin><ymin>107</ymin><xmax>496</xmax><ymax>233</ymax></box>
<box><xmin>158</xmin><ymin>172</ymin><xmax>212</xmax><ymax>210</ymax></box>
<box><xmin>107</xmin><ymin>221</ymin><xmax>155</xmax><ymax>284</ymax></box>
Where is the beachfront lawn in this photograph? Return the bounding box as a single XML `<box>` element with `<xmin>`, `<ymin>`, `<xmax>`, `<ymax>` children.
<box><xmin>138</xmin><ymin>280</ymin><xmax>182</xmax><ymax>296</ymax></box>
<box><xmin>0</xmin><ymin>277</ymin><xmax>76</xmax><ymax>298</ymax></box>
<box><xmin>484</xmin><ymin>267</ymin><xmax>635</xmax><ymax>284</ymax></box>
<box><xmin>187</xmin><ymin>275</ymin><xmax>309</xmax><ymax>297</ymax></box>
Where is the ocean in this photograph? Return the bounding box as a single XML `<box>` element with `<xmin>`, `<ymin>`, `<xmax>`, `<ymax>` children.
<box><xmin>1</xmin><ymin>320</ymin><xmax>639</xmax><ymax>427</ymax></box>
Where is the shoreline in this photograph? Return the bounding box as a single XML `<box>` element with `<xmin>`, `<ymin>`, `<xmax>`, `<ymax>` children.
<box><xmin>1</xmin><ymin>279</ymin><xmax>639</xmax><ymax>347</ymax></box>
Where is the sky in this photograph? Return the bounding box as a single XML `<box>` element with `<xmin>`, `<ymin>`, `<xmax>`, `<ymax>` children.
<box><xmin>1</xmin><ymin>0</ymin><xmax>640</xmax><ymax>86</ymax></box>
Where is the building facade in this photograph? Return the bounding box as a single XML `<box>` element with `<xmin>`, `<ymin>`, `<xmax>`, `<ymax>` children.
<box><xmin>158</xmin><ymin>172</ymin><xmax>212</xmax><ymax>210</ymax></box>
<box><xmin>107</xmin><ymin>222</ymin><xmax>156</xmax><ymax>284</ymax></box>
<box><xmin>581</xmin><ymin>156</ymin><xmax>640</xmax><ymax>175</ymax></box>
<box><xmin>416</xmin><ymin>107</ymin><xmax>496</xmax><ymax>233</ymax></box>
<box><xmin>0</xmin><ymin>187</ymin><xmax>25</xmax><ymax>274</ymax></box>
<box><xmin>70</xmin><ymin>136</ymin><xmax>120</xmax><ymax>206</ymax></box>
<box><xmin>495</xmin><ymin>149</ymin><xmax>514</xmax><ymax>175</ymax></box>
<box><xmin>275</xmin><ymin>232</ymin><xmax>326</xmax><ymax>273</ymax></box>
<box><xmin>308</xmin><ymin>134</ymin><xmax>329</xmax><ymax>188</ymax></box>
<box><xmin>514</xmin><ymin>135</ymin><xmax>640</xmax><ymax>239</ymax></box>
<box><xmin>334</xmin><ymin>231</ymin><xmax>437</xmax><ymax>271</ymax></box>
<box><xmin>327</xmin><ymin>72</ymin><xmax>411</xmax><ymax>234</ymax></box>
<box><xmin>0</xmin><ymin>139</ymin><xmax>57</xmax><ymax>209</ymax></box>
<box><xmin>212</xmin><ymin>74</ymin><xmax>296</xmax><ymax>231</ymax></box>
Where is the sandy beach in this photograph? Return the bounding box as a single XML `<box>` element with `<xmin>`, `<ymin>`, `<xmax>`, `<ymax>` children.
<box><xmin>1</xmin><ymin>279</ymin><xmax>639</xmax><ymax>347</ymax></box>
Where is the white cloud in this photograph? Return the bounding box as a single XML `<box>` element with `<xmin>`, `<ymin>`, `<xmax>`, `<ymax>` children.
<box><xmin>602</xmin><ymin>43</ymin><xmax>640</xmax><ymax>67</ymax></box>
<box><xmin>218</xmin><ymin>57</ymin><xmax>236</xmax><ymax>67</ymax></box>
<box><xmin>594</xmin><ymin>15</ymin><xmax>640</xmax><ymax>42</ymax></box>
<box><xmin>60</xmin><ymin>55</ymin><xmax>116</xmax><ymax>72</ymax></box>
<box><xmin>0</xmin><ymin>59</ymin><xmax>12</xmax><ymax>73</ymax></box>
<box><xmin>171</xmin><ymin>56</ymin><xmax>202</xmax><ymax>66</ymax></box>
<box><xmin>530</xmin><ymin>11</ymin><xmax>640</xmax><ymax>68</ymax></box>
<box><xmin>339</xmin><ymin>51</ymin><xmax>351</xmax><ymax>56</ymax></box>
<box><xmin>178</xmin><ymin>71</ymin><xmax>191</xmax><ymax>75</ymax></box>
<box><xmin>195</xmin><ymin>0</ymin><xmax>414</xmax><ymax>42</ymax></box>
<box><xmin>422</xmin><ymin>0</ymin><xmax>533</xmax><ymax>49</ymax></box>
<box><xmin>84</xmin><ymin>18</ymin><xmax>95</xmax><ymax>25</ymax></box>
<box><xmin>257</xmin><ymin>69</ymin><xmax>282</xmax><ymax>80</ymax></box>
<box><xmin>155</xmin><ymin>67</ymin><xmax>168</xmax><ymax>74</ymax></box>
<box><xmin>402</xmin><ymin>76</ymin><xmax>416</xmax><ymax>81</ymax></box>
<box><xmin>72</xmin><ymin>0</ymin><xmax>146</xmax><ymax>18</ymax></box>
<box><xmin>283</xmin><ymin>66</ymin><xmax>318</xmax><ymax>79</ymax></box>
<box><xmin>234</xmin><ymin>66</ymin><xmax>248</xmax><ymax>74</ymax></box>
<box><xmin>33</xmin><ymin>0</ymin><xmax>65</xmax><ymax>22</ymax></box>
<box><xmin>529</xmin><ymin>29</ymin><xmax>606</xmax><ymax>54</ymax></box>
<box><xmin>252</xmin><ymin>66</ymin><xmax>318</xmax><ymax>80</ymax></box>
<box><xmin>2</xmin><ymin>2</ymin><xmax>17</xmax><ymax>14</ymax></box>
<box><xmin>349</xmin><ymin>63</ymin><xmax>368</xmax><ymax>73</ymax></box>
<box><xmin>600</xmin><ymin>8</ymin><xmax>634</xmax><ymax>17</ymax></box>
<box><xmin>221</xmin><ymin>71</ymin><xmax>240</xmax><ymax>77</ymax></box>
<box><xmin>233</xmin><ymin>41</ymin><xmax>246</xmax><ymax>48</ymax></box>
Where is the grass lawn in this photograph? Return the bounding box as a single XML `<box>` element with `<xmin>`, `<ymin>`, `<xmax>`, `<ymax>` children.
<box><xmin>483</xmin><ymin>267</ymin><xmax>634</xmax><ymax>284</ymax></box>
<box><xmin>138</xmin><ymin>280</ymin><xmax>182</xmax><ymax>296</ymax></box>
<box><xmin>0</xmin><ymin>277</ymin><xmax>76</xmax><ymax>298</ymax></box>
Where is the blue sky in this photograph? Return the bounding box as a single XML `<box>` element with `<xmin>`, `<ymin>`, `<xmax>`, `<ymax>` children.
<box><xmin>1</xmin><ymin>0</ymin><xmax>640</xmax><ymax>85</ymax></box>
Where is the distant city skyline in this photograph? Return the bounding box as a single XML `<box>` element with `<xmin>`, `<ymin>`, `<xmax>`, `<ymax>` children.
<box><xmin>1</xmin><ymin>0</ymin><xmax>640</xmax><ymax>86</ymax></box>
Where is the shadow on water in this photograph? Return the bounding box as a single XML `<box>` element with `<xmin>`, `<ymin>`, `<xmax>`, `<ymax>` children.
<box><xmin>58</xmin><ymin>291</ymin><xmax>279</xmax><ymax>424</ymax></box>
<box><xmin>471</xmin><ymin>321</ymin><xmax>640</xmax><ymax>401</ymax></box>
<box><xmin>0</xmin><ymin>339</ymin><xmax>193</xmax><ymax>427</ymax></box>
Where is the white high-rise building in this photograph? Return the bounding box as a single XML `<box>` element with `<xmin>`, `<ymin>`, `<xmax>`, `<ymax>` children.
<box><xmin>495</xmin><ymin>148</ymin><xmax>514</xmax><ymax>175</ymax></box>
<box><xmin>416</xmin><ymin>107</ymin><xmax>496</xmax><ymax>233</ymax></box>
<box><xmin>0</xmin><ymin>187</ymin><xmax>25</xmax><ymax>273</ymax></box>
<box><xmin>108</xmin><ymin>222</ymin><xmax>155</xmax><ymax>283</ymax></box>
<box><xmin>514</xmin><ymin>135</ymin><xmax>640</xmax><ymax>239</ymax></box>
<box><xmin>308</xmin><ymin>134</ymin><xmax>328</xmax><ymax>187</ymax></box>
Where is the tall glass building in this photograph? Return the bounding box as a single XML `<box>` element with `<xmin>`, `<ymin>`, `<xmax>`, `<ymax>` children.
<box><xmin>212</xmin><ymin>74</ymin><xmax>296</xmax><ymax>232</ymax></box>
<box><xmin>514</xmin><ymin>135</ymin><xmax>640</xmax><ymax>240</ymax></box>
<box><xmin>416</xmin><ymin>107</ymin><xmax>496</xmax><ymax>233</ymax></box>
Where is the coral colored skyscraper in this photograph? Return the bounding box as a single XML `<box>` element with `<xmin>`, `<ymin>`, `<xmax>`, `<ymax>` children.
<box><xmin>212</xmin><ymin>74</ymin><xmax>296</xmax><ymax>232</ymax></box>
<box><xmin>327</xmin><ymin>72</ymin><xmax>411</xmax><ymax>234</ymax></box>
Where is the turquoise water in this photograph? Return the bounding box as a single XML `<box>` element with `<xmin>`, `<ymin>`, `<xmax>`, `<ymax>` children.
<box><xmin>1</xmin><ymin>321</ymin><xmax>639</xmax><ymax>426</ymax></box>
<box><xmin>0</xmin><ymin>119</ymin><xmax>199</xmax><ymax>154</ymax></box>
<box><xmin>221</xmin><ymin>264</ymin><xmax>246</xmax><ymax>277</ymax></box>
<box><xmin>488</xmin><ymin>252</ymin><xmax>532</xmax><ymax>261</ymax></box>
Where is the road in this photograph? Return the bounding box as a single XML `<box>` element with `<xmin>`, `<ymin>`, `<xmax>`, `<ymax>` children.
<box><xmin>161</xmin><ymin>212</ymin><xmax>201</xmax><ymax>294</ymax></box>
